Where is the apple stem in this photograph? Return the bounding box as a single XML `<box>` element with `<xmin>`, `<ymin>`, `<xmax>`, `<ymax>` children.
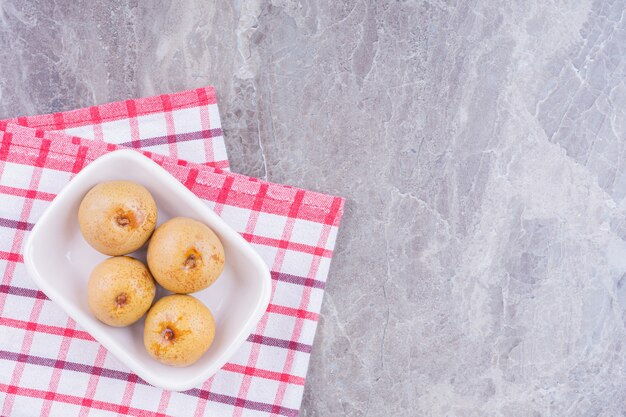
<box><xmin>162</xmin><ymin>328</ymin><xmax>175</xmax><ymax>341</ymax></box>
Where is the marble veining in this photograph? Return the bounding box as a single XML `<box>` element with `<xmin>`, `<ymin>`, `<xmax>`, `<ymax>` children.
<box><xmin>0</xmin><ymin>1</ymin><xmax>625</xmax><ymax>415</ymax></box>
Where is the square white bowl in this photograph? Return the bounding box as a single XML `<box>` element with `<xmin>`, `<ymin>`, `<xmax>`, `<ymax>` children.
<box><xmin>23</xmin><ymin>149</ymin><xmax>271</xmax><ymax>391</ymax></box>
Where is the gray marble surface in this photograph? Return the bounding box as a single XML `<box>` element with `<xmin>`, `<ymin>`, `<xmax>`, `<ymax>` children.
<box><xmin>1</xmin><ymin>0</ymin><xmax>626</xmax><ymax>415</ymax></box>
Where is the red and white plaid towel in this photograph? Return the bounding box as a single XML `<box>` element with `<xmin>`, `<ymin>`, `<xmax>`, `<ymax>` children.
<box><xmin>1</xmin><ymin>87</ymin><xmax>229</xmax><ymax>170</ymax></box>
<box><xmin>0</xmin><ymin>88</ymin><xmax>344</xmax><ymax>417</ymax></box>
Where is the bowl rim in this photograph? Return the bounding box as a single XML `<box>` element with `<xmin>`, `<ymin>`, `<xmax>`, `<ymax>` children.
<box><xmin>23</xmin><ymin>149</ymin><xmax>272</xmax><ymax>391</ymax></box>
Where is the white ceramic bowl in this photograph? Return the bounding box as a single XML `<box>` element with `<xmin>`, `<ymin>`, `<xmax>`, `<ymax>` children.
<box><xmin>23</xmin><ymin>149</ymin><xmax>271</xmax><ymax>391</ymax></box>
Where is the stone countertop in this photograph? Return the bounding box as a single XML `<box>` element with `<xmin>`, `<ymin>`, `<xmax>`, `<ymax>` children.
<box><xmin>1</xmin><ymin>1</ymin><xmax>625</xmax><ymax>415</ymax></box>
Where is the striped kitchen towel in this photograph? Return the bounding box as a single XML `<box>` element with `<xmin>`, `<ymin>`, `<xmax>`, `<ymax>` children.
<box><xmin>0</xmin><ymin>88</ymin><xmax>343</xmax><ymax>417</ymax></box>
